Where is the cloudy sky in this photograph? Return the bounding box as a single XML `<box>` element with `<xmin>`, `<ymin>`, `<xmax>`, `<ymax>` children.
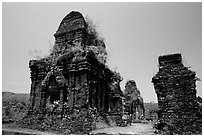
<box><xmin>2</xmin><ymin>2</ymin><xmax>202</xmax><ymax>102</ymax></box>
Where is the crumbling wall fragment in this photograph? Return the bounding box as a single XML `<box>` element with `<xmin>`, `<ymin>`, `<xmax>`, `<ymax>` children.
<box><xmin>152</xmin><ymin>53</ymin><xmax>202</xmax><ymax>135</ymax></box>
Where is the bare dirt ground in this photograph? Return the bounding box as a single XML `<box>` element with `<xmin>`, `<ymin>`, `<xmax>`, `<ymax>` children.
<box><xmin>90</xmin><ymin>123</ymin><xmax>155</xmax><ymax>135</ymax></box>
<box><xmin>2</xmin><ymin>122</ymin><xmax>155</xmax><ymax>135</ymax></box>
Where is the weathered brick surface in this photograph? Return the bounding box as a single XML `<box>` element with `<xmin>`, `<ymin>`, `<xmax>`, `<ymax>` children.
<box><xmin>25</xmin><ymin>11</ymin><xmax>123</xmax><ymax>134</ymax></box>
<box><xmin>152</xmin><ymin>53</ymin><xmax>202</xmax><ymax>135</ymax></box>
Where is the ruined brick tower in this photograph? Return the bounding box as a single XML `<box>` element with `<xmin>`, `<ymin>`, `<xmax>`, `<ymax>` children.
<box><xmin>152</xmin><ymin>53</ymin><xmax>202</xmax><ymax>134</ymax></box>
<box><xmin>28</xmin><ymin>11</ymin><xmax>123</xmax><ymax>128</ymax></box>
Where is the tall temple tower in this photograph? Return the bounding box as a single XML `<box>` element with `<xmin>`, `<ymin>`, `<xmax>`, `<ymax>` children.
<box><xmin>28</xmin><ymin>11</ymin><xmax>123</xmax><ymax>125</ymax></box>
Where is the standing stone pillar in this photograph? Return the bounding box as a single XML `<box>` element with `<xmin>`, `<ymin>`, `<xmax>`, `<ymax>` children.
<box><xmin>28</xmin><ymin>80</ymin><xmax>36</xmax><ymax>114</ymax></box>
<box><xmin>90</xmin><ymin>81</ymin><xmax>96</xmax><ymax>108</ymax></box>
<box><xmin>104</xmin><ymin>82</ymin><xmax>109</xmax><ymax>113</ymax></box>
<box><xmin>152</xmin><ymin>53</ymin><xmax>202</xmax><ymax>134</ymax></box>
<box><xmin>97</xmin><ymin>80</ymin><xmax>101</xmax><ymax>112</ymax></box>
<box><xmin>67</xmin><ymin>73</ymin><xmax>72</xmax><ymax>110</ymax></box>
<box><xmin>100</xmin><ymin>79</ymin><xmax>105</xmax><ymax>111</ymax></box>
<box><xmin>90</xmin><ymin>77</ymin><xmax>97</xmax><ymax>109</ymax></box>
<box><xmin>81</xmin><ymin>73</ymin><xmax>89</xmax><ymax>108</ymax></box>
<box><xmin>40</xmin><ymin>88</ymin><xmax>47</xmax><ymax>114</ymax></box>
<box><xmin>70</xmin><ymin>73</ymin><xmax>75</xmax><ymax>111</ymax></box>
<box><xmin>87</xmin><ymin>72</ymin><xmax>93</xmax><ymax>108</ymax></box>
<box><xmin>59</xmin><ymin>88</ymin><xmax>64</xmax><ymax>118</ymax></box>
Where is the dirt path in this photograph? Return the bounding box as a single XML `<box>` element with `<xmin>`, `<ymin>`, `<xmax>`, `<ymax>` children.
<box><xmin>90</xmin><ymin>123</ymin><xmax>155</xmax><ymax>135</ymax></box>
<box><xmin>2</xmin><ymin>123</ymin><xmax>155</xmax><ymax>135</ymax></box>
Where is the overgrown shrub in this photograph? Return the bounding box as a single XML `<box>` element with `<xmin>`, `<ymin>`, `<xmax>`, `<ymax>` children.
<box><xmin>2</xmin><ymin>92</ymin><xmax>29</xmax><ymax>123</ymax></box>
<box><xmin>18</xmin><ymin>108</ymin><xmax>98</xmax><ymax>134</ymax></box>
